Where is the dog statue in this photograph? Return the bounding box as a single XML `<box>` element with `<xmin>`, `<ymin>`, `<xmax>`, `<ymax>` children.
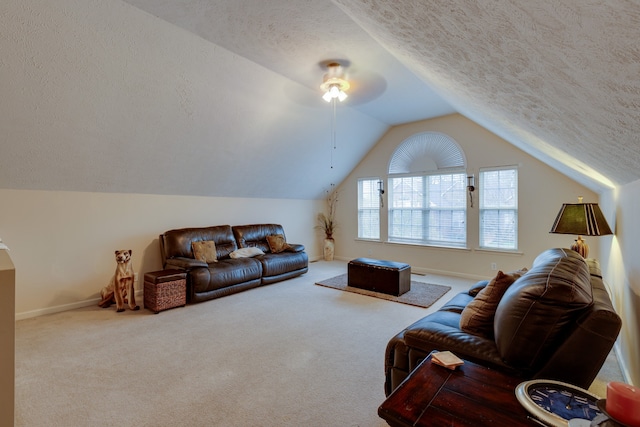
<box><xmin>98</xmin><ymin>250</ymin><xmax>139</xmax><ymax>312</ymax></box>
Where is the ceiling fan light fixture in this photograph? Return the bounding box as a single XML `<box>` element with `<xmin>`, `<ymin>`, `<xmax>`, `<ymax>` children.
<box><xmin>320</xmin><ymin>62</ymin><xmax>350</xmax><ymax>102</ymax></box>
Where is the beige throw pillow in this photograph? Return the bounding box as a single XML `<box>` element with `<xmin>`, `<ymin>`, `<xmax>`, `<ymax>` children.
<box><xmin>266</xmin><ymin>234</ymin><xmax>291</xmax><ymax>254</ymax></box>
<box><xmin>192</xmin><ymin>240</ymin><xmax>217</xmax><ymax>263</ymax></box>
<box><xmin>229</xmin><ymin>247</ymin><xmax>265</xmax><ymax>258</ymax></box>
<box><xmin>459</xmin><ymin>268</ymin><xmax>527</xmax><ymax>338</ymax></box>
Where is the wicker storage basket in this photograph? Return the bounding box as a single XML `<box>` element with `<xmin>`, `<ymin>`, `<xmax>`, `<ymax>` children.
<box><xmin>144</xmin><ymin>269</ymin><xmax>187</xmax><ymax>313</ymax></box>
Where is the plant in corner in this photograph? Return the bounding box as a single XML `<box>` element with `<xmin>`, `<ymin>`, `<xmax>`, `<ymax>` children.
<box><xmin>315</xmin><ymin>191</ymin><xmax>338</xmax><ymax>261</ymax></box>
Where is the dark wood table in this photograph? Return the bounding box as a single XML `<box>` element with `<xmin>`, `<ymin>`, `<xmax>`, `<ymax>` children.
<box><xmin>378</xmin><ymin>355</ymin><xmax>541</xmax><ymax>426</ymax></box>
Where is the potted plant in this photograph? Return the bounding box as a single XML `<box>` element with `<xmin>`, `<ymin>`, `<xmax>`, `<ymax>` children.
<box><xmin>315</xmin><ymin>191</ymin><xmax>338</xmax><ymax>261</ymax></box>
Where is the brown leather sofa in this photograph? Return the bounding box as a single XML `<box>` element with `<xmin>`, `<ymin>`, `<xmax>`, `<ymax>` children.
<box><xmin>384</xmin><ymin>248</ymin><xmax>621</xmax><ymax>395</ymax></box>
<box><xmin>159</xmin><ymin>224</ymin><xmax>308</xmax><ymax>303</ymax></box>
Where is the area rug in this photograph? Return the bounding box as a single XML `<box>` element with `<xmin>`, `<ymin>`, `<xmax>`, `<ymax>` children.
<box><xmin>315</xmin><ymin>274</ymin><xmax>451</xmax><ymax>309</ymax></box>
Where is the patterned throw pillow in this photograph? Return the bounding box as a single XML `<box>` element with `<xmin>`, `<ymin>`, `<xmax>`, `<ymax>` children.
<box><xmin>459</xmin><ymin>268</ymin><xmax>528</xmax><ymax>338</ymax></box>
<box><xmin>266</xmin><ymin>234</ymin><xmax>291</xmax><ymax>253</ymax></box>
<box><xmin>191</xmin><ymin>240</ymin><xmax>217</xmax><ymax>263</ymax></box>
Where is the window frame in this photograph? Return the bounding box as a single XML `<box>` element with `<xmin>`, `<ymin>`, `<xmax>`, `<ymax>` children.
<box><xmin>387</xmin><ymin>170</ymin><xmax>467</xmax><ymax>248</ymax></box>
<box><xmin>478</xmin><ymin>166</ymin><xmax>519</xmax><ymax>251</ymax></box>
<box><xmin>357</xmin><ymin>177</ymin><xmax>381</xmax><ymax>240</ymax></box>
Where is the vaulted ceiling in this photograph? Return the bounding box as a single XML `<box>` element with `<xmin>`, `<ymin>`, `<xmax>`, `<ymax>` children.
<box><xmin>3</xmin><ymin>0</ymin><xmax>639</xmax><ymax>199</ymax></box>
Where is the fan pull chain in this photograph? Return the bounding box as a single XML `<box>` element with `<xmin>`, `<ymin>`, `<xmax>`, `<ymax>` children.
<box><xmin>330</xmin><ymin>98</ymin><xmax>337</xmax><ymax>169</ymax></box>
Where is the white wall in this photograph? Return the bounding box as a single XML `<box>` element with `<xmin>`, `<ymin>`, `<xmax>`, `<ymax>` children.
<box><xmin>332</xmin><ymin>113</ymin><xmax>640</xmax><ymax>386</ymax></box>
<box><xmin>333</xmin><ymin>114</ymin><xmax>600</xmax><ymax>278</ymax></box>
<box><xmin>0</xmin><ymin>189</ymin><xmax>322</xmax><ymax>318</ymax></box>
<box><xmin>0</xmin><ymin>0</ymin><xmax>386</xmax><ymax>200</ymax></box>
<box><xmin>600</xmin><ymin>183</ymin><xmax>640</xmax><ymax>386</ymax></box>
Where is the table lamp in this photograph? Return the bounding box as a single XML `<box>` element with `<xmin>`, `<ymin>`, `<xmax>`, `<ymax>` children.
<box><xmin>549</xmin><ymin>197</ymin><xmax>613</xmax><ymax>258</ymax></box>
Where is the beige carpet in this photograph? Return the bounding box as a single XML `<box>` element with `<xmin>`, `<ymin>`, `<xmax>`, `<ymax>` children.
<box><xmin>315</xmin><ymin>274</ymin><xmax>451</xmax><ymax>309</ymax></box>
<box><xmin>15</xmin><ymin>261</ymin><xmax>441</xmax><ymax>427</ymax></box>
<box><xmin>14</xmin><ymin>261</ymin><xmax>623</xmax><ymax>426</ymax></box>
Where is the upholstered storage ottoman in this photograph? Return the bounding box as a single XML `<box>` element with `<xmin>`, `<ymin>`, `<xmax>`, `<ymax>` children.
<box><xmin>144</xmin><ymin>269</ymin><xmax>187</xmax><ymax>313</ymax></box>
<box><xmin>347</xmin><ymin>258</ymin><xmax>411</xmax><ymax>296</ymax></box>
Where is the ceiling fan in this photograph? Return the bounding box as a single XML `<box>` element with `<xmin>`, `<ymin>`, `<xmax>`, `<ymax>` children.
<box><xmin>320</xmin><ymin>62</ymin><xmax>350</xmax><ymax>102</ymax></box>
<box><xmin>317</xmin><ymin>60</ymin><xmax>387</xmax><ymax>105</ymax></box>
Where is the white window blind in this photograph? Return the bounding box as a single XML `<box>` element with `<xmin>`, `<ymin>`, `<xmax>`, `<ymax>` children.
<box><xmin>388</xmin><ymin>173</ymin><xmax>466</xmax><ymax>247</ymax></box>
<box><xmin>358</xmin><ymin>178</ymin><xmax>380</xmax><ymax>239</ymax></box>
<box><xmin>479</xmin><ymin>167</ymin><xmax>518</xmax><ymax>250</ymax></box>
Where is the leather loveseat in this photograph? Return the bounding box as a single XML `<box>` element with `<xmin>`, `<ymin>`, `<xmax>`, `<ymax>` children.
<box><xmin>384</xmin><ymin>248</ymin><xmax>621</xmax><ymax>395</ymax></box>
<box><xmin>159</xmin><ymin>224</ymin><xmax>308</xmax><ymax>303</ymax></box>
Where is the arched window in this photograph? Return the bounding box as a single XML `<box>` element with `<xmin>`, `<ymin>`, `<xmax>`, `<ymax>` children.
<box><xmin>389</xmin><ymin>132</ymin><xmax>466</xmax><ymax>174</ymax></box>
<box><xmin>387</xmin><ymin>132</ymin><xmax>467</xmax><ymax>247</ymax></box>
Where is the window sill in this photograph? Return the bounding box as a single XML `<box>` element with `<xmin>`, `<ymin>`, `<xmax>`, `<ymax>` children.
<box><xmin>474</xmin><ymin>247</ymin><xmax>523</xmax><ymax>256</ymax></box>
<box><xmin>355</xmin><ymin>239</ymin><xmax>523</xmax><ymax>256</ymax></box>
<box><xmin>386</xmin><ymin>240</ymin><xmax>471</xmax><ymax>252</ymax></box>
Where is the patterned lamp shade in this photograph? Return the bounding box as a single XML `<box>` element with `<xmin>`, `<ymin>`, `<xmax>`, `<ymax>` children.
<box><xmin>550</xmin><ymin>201</ymin><xmax>613</xmax><ymax>258</ymax></box>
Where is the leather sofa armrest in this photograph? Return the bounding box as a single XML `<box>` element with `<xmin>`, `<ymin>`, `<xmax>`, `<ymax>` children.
<box><xmin>439</xmin><ymin>292</ymin><xmax>474</xmax><ymax>313</ymax></box>
<box><xmin>468</xmin><ymin>279</ymin><xmax>490</xmax><ymax>297</ymax></box>
<box><xmin>165</xmin><ymin>257</ymin><xmax>207</xmax><ymax>270</ymax></box>
<box><xmin>287</xmin><ymin>243</ymin><xmax>305</xmax><ymax>253</ymax></box>
<box><xmin>403</xmin><ymin>311</ymin><xmax>509</xmax><ymax>370</ymax></box>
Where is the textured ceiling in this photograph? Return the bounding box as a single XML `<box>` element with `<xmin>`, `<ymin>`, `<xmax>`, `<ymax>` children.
<box><xmin>333</xmin><ymin>0</ymin><xmax>640</xmax><ymax>190</ymax></box>
<box><xmin>123</xmin><ymin>0</ymin><xmax>640</xmax><ymax>193</ymax></box>
<box><xmin>120</xmin><ymin>0</ymin><xmax>454</xmax><ymax>125</ymax></box>
<box><xmin>2</xmin><ymin>0</ymin><xmax>639</xmax><ymax>200</ymax></box>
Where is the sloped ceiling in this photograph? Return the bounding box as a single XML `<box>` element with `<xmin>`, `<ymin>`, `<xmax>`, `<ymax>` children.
<box><xmin>2</xmin><ymin>0</ymin><xmax>639</xmax><ymax>200</ymax></box>
<box><xmin>333</xmin><ymin>0</ymin><xmax>640</xmax><ymax>191</ymax></box>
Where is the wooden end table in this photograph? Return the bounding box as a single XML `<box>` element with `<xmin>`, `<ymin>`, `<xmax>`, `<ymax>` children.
<box><xmin>378</xmin><ymin>354</ymin><xmax>540</xmax><ymax>426</ymax></box>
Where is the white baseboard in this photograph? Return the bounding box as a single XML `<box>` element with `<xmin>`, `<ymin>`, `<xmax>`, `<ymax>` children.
<box><xmin>16</xmin><ymin>289</ymin><xmax>144</xmax><ymax>321</ymax></box>
<box><xmin>410</xmin><ymin>266</ymin><xmax>486</xmax><ymax>282</ymax></box>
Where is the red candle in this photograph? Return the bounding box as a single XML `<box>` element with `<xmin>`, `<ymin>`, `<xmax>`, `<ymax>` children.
<box><xmin>607</xmin><ymin>381</ymin><xmax>640</xmax><ymax>427</ymax></box>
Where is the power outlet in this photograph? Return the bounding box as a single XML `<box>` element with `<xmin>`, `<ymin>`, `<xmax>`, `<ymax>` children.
<box><xmin>491</xmin><ymin>263</ymin><xmax>497</xmax><ymax>271</ymax></box>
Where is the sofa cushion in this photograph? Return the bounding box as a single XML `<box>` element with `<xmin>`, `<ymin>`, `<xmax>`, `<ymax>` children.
<box><xmin>233</xmin><ymin>224</ymin><xmax>286</xmax><ymax>253</ymax></box>
<box><xmin>161</xmin><ymin>225</ymin><xmax>238</xmax><ymax>263</ymax></box>
<box><xmin>190</xmin><ymin>258</ymin><xmax>262</xmax><ymax>293</ymax></box>
<box><xmin>191</xmin><ymin>240</ymin><xmax>217</xmax><ymax>263</ymax></box>
<box><xmin>258</xmin><ymin>251</ymin><xmax>308</xmax><ymax>278</ymax></box>
<box><xmin>459</xmin><ymin>269</ymin><xmax>527</xmax><ymax>338</ymax></box>
<box><xmin>266</xmin><ymin>234</ymin><xmax>291</xmax><ymax>253</ymax></box>
<box><xmin>494</xmin><ymin>248</ymin><xmax>593</xmax><ymax>371</ymax></box>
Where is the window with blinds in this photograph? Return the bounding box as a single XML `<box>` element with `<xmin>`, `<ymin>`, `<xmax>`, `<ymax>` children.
<box><xmin>357</xmin><ymin>178</ymin><xmax>380</xmax><ymax>239</ymax></box>
<box><xmin>385</xmin><ymin>132</ymin><xmax>468</xmax><ymax>248</ymax></box>
<box><xmin>479</xmin><ymin>167</ymin><xmax>518</xmax><ymax>250</ymax></box>
<box><xmin>388</xmin><ymin>172</ymin><xmax>467</xmax><ymax>247</ymax></box>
